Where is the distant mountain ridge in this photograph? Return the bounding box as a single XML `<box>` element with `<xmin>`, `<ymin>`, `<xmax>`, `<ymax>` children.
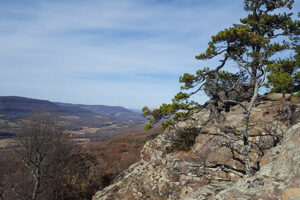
<box><xmin>0</xmin><ymin>96</ymin><xmax>145</xmax><ymax>135</ymax></box>
<box><xmin>0</xmin><ymin>96</ymin><xmax>149</xmax><ymax>144</ymax></box>
<box><xmin>54</xmin><ymin>102</ymin><xmax>133</xmax><ymax>115</ymax></box>
<box><xmin>0</xmin><ymin>96</ymin><xmax>137</xmax><ymax>116</ymax></box>
<box><xmin>0</xmin><ymin>96</ymin><xmax>93</xmax><ymax>117</ymax></box>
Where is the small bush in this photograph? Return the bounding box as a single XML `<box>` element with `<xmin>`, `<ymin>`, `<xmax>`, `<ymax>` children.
<box><xmin>173</xmin><ymin>127</ymin><xmax>200</xmax><ymax>151</ymax></box>
<box><xmin>118</xmin><ymin>149</ymin><xmax>129</xmax><ymax>153</ymax></box>
<box><xmin>145</xmin><ymin>133</ymin><xmax>159</xmax><ymax>141</ymax></box>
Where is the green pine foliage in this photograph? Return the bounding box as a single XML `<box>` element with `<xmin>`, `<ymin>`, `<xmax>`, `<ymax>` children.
<box><xmin>265</xmin><ymin>22</ymin><xmax>300</xmax><ymax>95</ymax></box>
<box><xmin>143</xmin><ymin>0</ymin><xmax>299</xmax><ymax>130</ymax></box>
<box><xmin>265</xmin><ymin>60</ymin><xmax>300</xmax><ymax>95</ymax></box>
<box><xmin>173</xmin><ymin>127</ymin><xmax>200</xmax><ymax>151</ymax></box>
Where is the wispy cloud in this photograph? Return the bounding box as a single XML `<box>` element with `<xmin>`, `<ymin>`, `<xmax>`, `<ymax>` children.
<box><xmin>0</xmin><ymin>0</ymin><xmax>298</xmax><ymax>108</ymax></box>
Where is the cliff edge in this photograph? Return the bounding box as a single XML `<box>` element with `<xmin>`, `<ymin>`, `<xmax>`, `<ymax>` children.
<box><xmin>93</xmin><ymin>94</ymin><xmax>300</xmax><ymax>200</ymax></box>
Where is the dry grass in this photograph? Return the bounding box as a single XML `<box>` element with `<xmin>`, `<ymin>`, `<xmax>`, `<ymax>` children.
<box><xmin>0</xmin><ymin>138</ymin><xmax>15</xmax><ymax>148</ymax></box>
<box><xmin>86</xmin><ymin>126</ymin><xmax>162</xmax><ymax>185</ymax></box>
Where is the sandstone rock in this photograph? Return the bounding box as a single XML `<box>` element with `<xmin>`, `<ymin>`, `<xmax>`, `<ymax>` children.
<box><xmin>267</xmin><ymin>93</ymin><xmax>292</xmax><ymax>101</ymax></box>
<box><xmin>282</xmin><ymin>188</ymin><xmax>300</xmax><ymax>200</ymax></box>
<box><xmin>93</xmin><ymin>97</ymin><xmax>300</xmax><ymax>200</ymax></box>
<box><xmin>184</xmin><ymin>122</ymin><xmax>300</xmax><ymax>200</ymax></box>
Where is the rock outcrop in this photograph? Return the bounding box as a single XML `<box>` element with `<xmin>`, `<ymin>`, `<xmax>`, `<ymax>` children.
<box><xmin>93</xmin><ymin>95</ymin><xmax>300</xmax><ymax>200</ymax></box>
<box><xmin>184</xmin><ymin>123</ymin><xmax>300</xmax><ymax>200</ymax></box>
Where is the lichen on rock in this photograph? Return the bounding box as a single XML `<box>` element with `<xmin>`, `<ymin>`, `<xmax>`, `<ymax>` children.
<box><xmin>93</xmin><ymin>95</ymin><xmax>300</xmax><ymax>200</ymax></box>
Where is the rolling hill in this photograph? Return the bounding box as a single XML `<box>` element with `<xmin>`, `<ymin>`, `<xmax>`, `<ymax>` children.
<box><xmin>0</xmin><ymin>96</ymin><xmax>145</xmax><ymax>142</ymax></box>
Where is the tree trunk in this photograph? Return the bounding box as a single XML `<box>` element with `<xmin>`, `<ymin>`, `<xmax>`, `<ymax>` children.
<box><xmin>250</xmin><ymin>69</ymin><xmax>257</xmax><ymax>86</ymax></box>
<box><xmin>249</xmin><ymin>66</ymin><xmax>258</xmax><ymax>96</ymax></box>
<box><xmin>32</xmin><ymin>171</ymin><xmax>41</xmax><ymax>200</ymax></box>
<box><xmin>32</xmin><ymin>154</ymin><xmax>42</xmax><ymax>200</ymax></box>
<box><xmin>243</xmin><ymin>81</ymin><xmax>259</xmax><ymax>176</ymax></box>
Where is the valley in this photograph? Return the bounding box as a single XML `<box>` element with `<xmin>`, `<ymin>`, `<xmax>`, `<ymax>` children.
<box><xmin>0</xmin><ymin>96</ymin><xmax>146</xmax><ymax>147</ymax></box>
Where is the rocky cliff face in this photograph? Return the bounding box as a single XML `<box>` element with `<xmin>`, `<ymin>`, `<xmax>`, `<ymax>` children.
<box><xmin>93</xmin><ymin>94</ymin><xmax>300</xmax><ymax>200</ymax></box>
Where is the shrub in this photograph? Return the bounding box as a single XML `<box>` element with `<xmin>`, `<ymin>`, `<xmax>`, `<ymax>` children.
<box><xmin>145</xmin><ymin>133</ymin><xmax>159</xmax><ymax>141</ymax></box>
<box><xmin>173</xmin><ymin>127</ymin><xmax>200</xmax><ymax>151</ymax></box>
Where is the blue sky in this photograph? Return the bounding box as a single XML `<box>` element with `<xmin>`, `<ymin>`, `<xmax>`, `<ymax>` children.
<box><xmin>0</xmin><ymin>0</ymin><xmax>299</xmax><ymax>109</ymax></box>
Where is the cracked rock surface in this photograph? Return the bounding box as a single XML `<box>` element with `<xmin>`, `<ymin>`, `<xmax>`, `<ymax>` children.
<box><xmin>93</xmin><ymin>95</ymin><xmax>300</xmax><ymax>200</ymax></box>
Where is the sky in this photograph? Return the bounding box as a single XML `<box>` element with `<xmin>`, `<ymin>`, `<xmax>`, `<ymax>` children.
<box><xmin>0</xmin><ymin>0</ymin><xmax>299</xmax><ymax>109</ymax></box>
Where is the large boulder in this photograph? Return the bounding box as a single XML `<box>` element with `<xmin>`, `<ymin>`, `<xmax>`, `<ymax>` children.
<box><xmin>184</xmin><ymin>123</ymin><xmax>300</xmax><ymax>200</ymax></box>
<box><xmin>93</xmin><ymin>96</ymin><xmax>300</xmax><ymax>200</ymax></box>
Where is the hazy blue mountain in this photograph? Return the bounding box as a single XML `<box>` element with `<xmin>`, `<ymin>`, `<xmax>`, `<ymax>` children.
<box><xmin>0</xmin><ymin>96</ymin><xmax>145</xmax><ymax>136</ymax></box>
<box><xmin>0</xmin><ymin>96</ymin><xmax>92</xmax><ymax>119</ymax></box>
<box><xmin>128</xmin><ymin>108</ymin><xmax>143</xmax><ymax>113</ymax></box>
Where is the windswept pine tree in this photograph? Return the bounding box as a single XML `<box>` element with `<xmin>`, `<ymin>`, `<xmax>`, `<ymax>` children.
<box><xmin>143</xmin><ymin>0</ymin><xmax>299</xmax><ymax>176</ymax></box>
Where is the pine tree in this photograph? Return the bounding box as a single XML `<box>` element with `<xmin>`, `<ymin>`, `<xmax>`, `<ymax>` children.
<box><xmin>265</xmin><ymin>20</ymin><xmax>300</xmax><ymax>126</ymax></box>
<box><xmin>143</xmin><ymin>0</ymin><xmax>299</xmax><ymax>176</ymax></box>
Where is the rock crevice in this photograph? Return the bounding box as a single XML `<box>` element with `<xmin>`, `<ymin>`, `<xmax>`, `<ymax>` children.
<box><xmin>93</xmin><ymin>95</ymin><xmax>300</xmax><ymax>200</ymax></box>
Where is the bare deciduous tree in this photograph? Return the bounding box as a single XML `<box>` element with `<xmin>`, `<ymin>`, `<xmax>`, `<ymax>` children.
<box><xmin>0</xmin><ymin>114</ymin><xmax>101</xmax><ymax>200</ymax></box>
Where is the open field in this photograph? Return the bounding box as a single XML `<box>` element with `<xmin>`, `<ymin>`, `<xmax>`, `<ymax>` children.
<box><xmin>0</xmin><ymin>138</ymin><xmax>14</xmax><ymax>148</ymax></box>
